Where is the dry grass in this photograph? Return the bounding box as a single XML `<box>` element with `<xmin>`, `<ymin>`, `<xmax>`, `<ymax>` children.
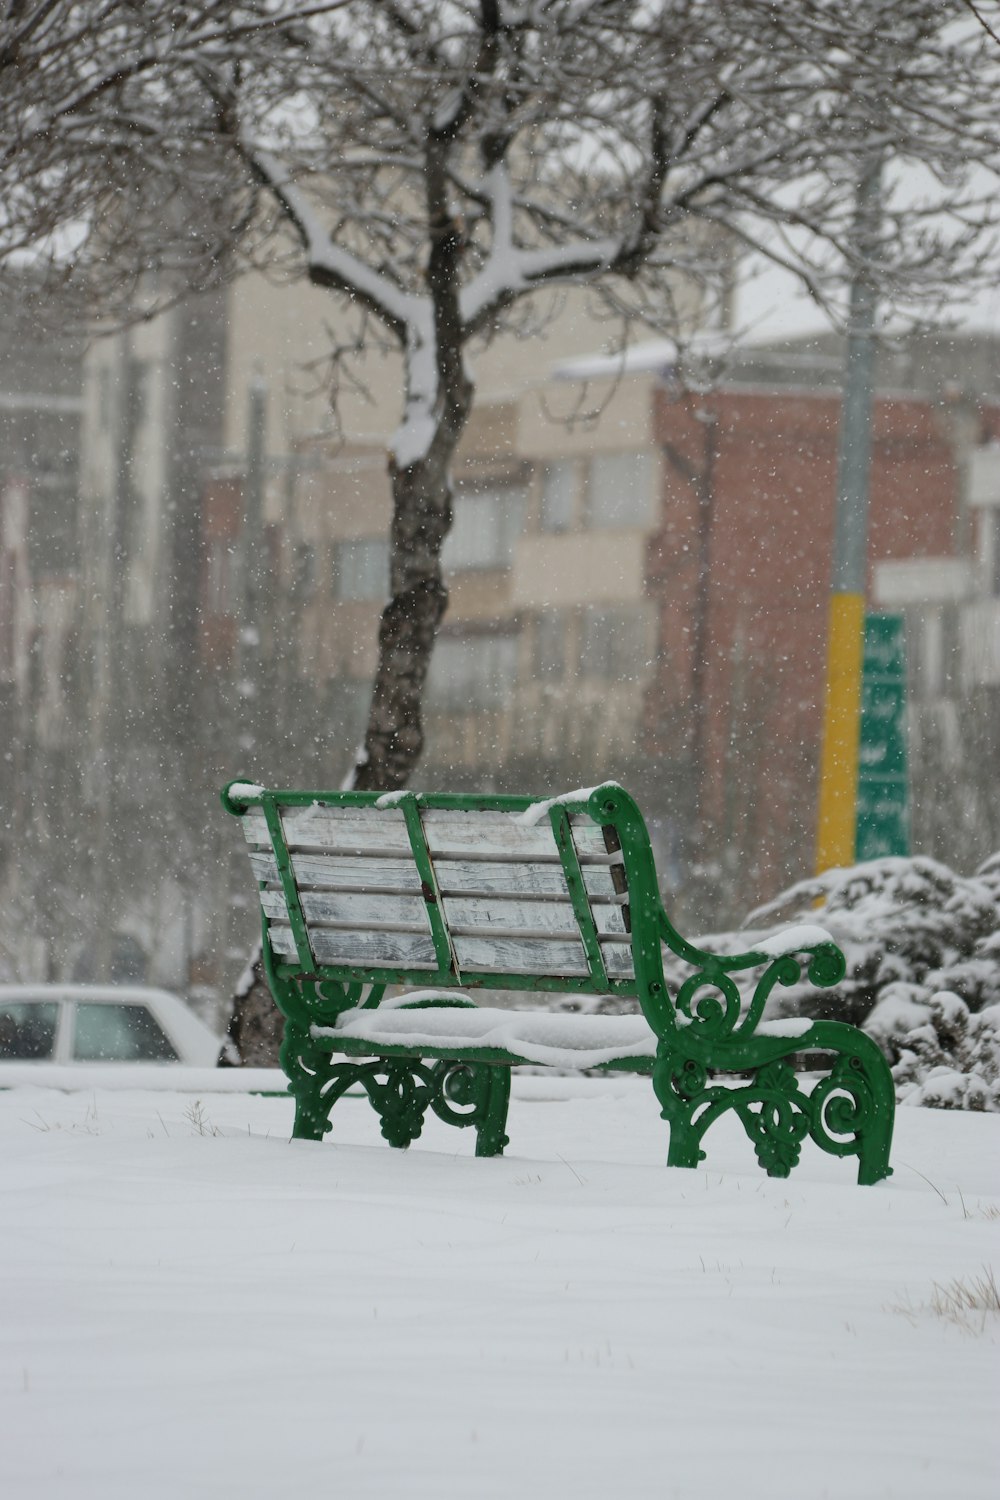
<box><xmin>892</xmin><ymin>1266</ymin><xmax>999</xmax><ymax>1334</ymax></box>
<box><xmin>930</xmin><ymin>1267</ymin><xmax>1000</xmax><ymax>1327</ymax></box>
<box><xmin>184</xmin><ymin>1099</ymin><xmax>221</xmax><ymax>1137</ymax></box>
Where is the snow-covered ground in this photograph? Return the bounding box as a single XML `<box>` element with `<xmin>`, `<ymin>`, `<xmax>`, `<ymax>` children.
<box><xmin>2</xmin><ymin>1074</ymin><xmax>997</xmax><ymax>1500</ymax></box>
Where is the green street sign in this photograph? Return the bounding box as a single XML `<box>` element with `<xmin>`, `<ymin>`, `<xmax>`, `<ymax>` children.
<box><xmin>856</xmin><ymin>613</ymin><xmax>909</xmax><ymax>860</ymax></box>
<box><xmin>859</xmin><ymin>675</ymin><xmax>907</xmax><ymax>776</ymax></box>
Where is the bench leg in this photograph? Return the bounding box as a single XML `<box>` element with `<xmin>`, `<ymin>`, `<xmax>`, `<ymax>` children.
<box><xmin>655</xmin><ymin>1055</ymin><xmax>814</xmax><ymax>1177</ymax></box>
<box><xmin>654</xmin><ymin>1043</ymin><xmax>895</xmax><ymax>1183</ymax></box>
<box><xmin>292</xmin><ymin>1056</ymin><xmax>438</xmax><ymax>1149</ymax></box>
<box><xmin>292</xmin><ymin>1096</ymin><xmax>329</xmax><ymax>1142</ymax></box>
<box><xmin>652</xmin><ymin>1055</ymin><xmax>707</xmax><ymax>1169</ymax></box>
<box><xmin>808</xmin><ymin>1047</ymin><xmax>895</xmax><ymax>1185</ymax></box>
<box><xmin>281</xmin><ymin>1023</ymin><xmax>339</xmax><ymax>1141</ymax></box>
<box><xmin>281</xmin><ymin>1024</ymin><xmax>373</xmax><ymax>1144</ymax></box>
<box><xmin>430</xmin><ymin>1061</ymin><xmax>511</xmax><ymax>1157</ymax></box>
<box><xmin>282</xmin><ymin>1041</ymin><xmax>514</xmax><ymax>1158</ymax></box>
<box><xmin>473</xmin><ymin>1066</ymin><xmax>511</xmax><ymax>1158</ymax></box>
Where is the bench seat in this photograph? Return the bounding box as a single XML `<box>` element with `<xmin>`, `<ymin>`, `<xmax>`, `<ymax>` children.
<box><xmin>317</xmin><ymin>997</ymin><xmax>817</xmax><ymax>1072</ymax></box>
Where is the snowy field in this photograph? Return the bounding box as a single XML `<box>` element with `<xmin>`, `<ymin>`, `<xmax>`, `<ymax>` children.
<box><xmin>2</xmin><ymin>1073</ymin><xmax>997</xmax><ymax>1500</ymax></box>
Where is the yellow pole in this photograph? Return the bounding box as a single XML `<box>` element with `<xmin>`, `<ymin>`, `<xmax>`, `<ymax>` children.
<box><xmin>815</xmin><ymin>592</ymin><xmax>865</xmax><ymax>870</ymax></box>
<box><xmin>815</xmin><ymin>155</ymin><xmax>881</xmax><ymax>874</ymax></box>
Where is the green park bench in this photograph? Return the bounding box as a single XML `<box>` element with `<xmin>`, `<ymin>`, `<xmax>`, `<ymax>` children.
<box><xmin>222</xmin><ymin>779</ymin><xmax>895</xmax><ymax>1182</ymax></box>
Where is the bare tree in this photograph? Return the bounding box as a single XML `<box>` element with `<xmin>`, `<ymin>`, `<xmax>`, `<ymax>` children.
<box><xmin>7</xmin><ymin>2</ymin><xmax>1000</xmax><ymax>794</ymax></box>
<box><xmin>0</xmin><ymin>2</ymin><xmax>342</xmax><ymax>306</ymax></box>
<box><xmin>204</xmin><ymin>0</ymin><xmax>1000</xmax><ymax>791</ymax></box>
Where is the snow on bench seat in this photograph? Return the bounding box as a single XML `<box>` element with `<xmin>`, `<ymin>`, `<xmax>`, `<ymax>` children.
<box><xmin>315</xmin><ymin>1001</ymin><xmax>815</xmax><ymax>1072</ymax></box>
<box><xmin>317</xmin><ymin>1004</ymin><xmax>657</xmax><ymax>1070</ymax></box>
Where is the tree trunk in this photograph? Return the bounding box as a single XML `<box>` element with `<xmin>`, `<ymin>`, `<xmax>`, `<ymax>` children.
<box><xmin>353</xmin><ymin>425</ymin><xmax>470</xmax><ymax>791</ymax></box>
<box><xmin>353</xmin><ymin>173</ymin><xmax>474</xmax><ymax>793</ymax></box>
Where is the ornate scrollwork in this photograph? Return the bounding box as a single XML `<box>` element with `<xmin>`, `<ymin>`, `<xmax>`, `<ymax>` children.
<box><xmin>729</xmin><ymin>944</ymin><xmax>841</xmax><ymax>1040</ymax></box>
<box><xmin>808</xmin><ymin>1054</ymin><xmax>875</xmax><ymax>1158</ymax></box>
<box><xmin>732</xmin><ymin>1061</ymin><xmax>811</xmax><ymax>1177</ymax></box>
<box><xmin>653</xmin><ymin>1044</ymin><xmax>888</xmax><ymax>1181</ymax></box>
<box><xmin>430</xmin><ymin>1061</ymin><xmax>511</xmax><ymax>1156</ymax></box>
<box><xmin>296</xmin><ymin>977</ymin><xmax>385</xmax><ymax>1026</ymax></box>
<box><xmin>281</xmin><ymin>1042</ymin><xmax>512</xmax><ymax>1158</ymax></box>
<box><xmin>675</xmin><ymin>971</ymin><xmax>743</xmax><ymax>1039</ymax></box>
<box><xmin>362</xmin><ymin>1060</ymin><xmax>437</xmax><ymax>1148</ymax></box>
<box><xmin>671</xmin><ymin>940</ymin><xmax>847</xmax><ymax>1048</ymax></box>
<box><xmin>806</xmin><ymin>943</ymin><xmax>847</xmax><ymax>988</ymax></box>
<box><xmin>672</xmin><ymin>1055</ymin><xmax>708</xmax><ymax>1100</ymax></box>
<box><xmin>430</xmin><ymin>1061</ymin><xmax>488</xmax><ymax>1123</ymax></box>
<box><xmin>733</xmin><ymin>953</ymin><xmax>802</xmax><ymax>1037</ymax></box>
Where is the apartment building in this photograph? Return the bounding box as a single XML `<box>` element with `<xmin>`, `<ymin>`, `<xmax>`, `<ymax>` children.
<box><xmin>278</xmin><ymin>336</ymin><xmax>1000</xmax><ymax>923</ymax></box>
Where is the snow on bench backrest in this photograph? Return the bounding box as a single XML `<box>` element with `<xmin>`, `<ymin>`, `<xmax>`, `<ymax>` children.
<box><xmin>236</xmin><ymin>795</ymin><xmax>634</xmax><ymax>985</ymax></box>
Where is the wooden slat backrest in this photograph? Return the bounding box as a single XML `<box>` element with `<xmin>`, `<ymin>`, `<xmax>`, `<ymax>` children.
<box><xmin>227</xmin><ymin>786</ymin><xmax>637</xmax><ymax>993</ymax></box>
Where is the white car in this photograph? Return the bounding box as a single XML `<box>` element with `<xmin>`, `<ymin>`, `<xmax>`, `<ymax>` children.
<box><xmin>0</xmin><ymin>985</ymin><xmax>225</xmax><ymax>1067</ymax></box>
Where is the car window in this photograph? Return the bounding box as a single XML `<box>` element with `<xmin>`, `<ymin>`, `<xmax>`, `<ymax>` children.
<box><xmin>72</xmin><ymin>1002</ymin><xmax>179</xmax><ymax>1062</ymax></box>
<box><xmin>0</xmin><ymin>1001</ymin><xmax>60</xmax><ymax>1059</ymax></box>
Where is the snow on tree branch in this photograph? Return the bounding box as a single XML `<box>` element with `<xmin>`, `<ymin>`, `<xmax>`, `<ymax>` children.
<box><xmin>239</xmin><ymin>143</ymin><xmax>415</xmax><ymax>335</ymax></box>
<box><xmin>6</xmin><ymin>2</ymin><xmax>999</xmax><ymax>338</ymax></box>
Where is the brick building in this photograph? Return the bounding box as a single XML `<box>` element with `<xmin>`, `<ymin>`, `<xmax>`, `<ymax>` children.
<box><xmin>646</xmin><ymin>383</ymin><xmax>968</xmax><ymax>904</ymax></box>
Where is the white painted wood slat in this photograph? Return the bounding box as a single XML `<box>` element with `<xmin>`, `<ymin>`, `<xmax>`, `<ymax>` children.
<box><xmin>242</xmin><ymin>811</ymin><xmax>410</xmax><ymax>855</ymax></box>
<box><xmin>451</xmin><ymin>935</ymin><xmax>589</xmax><ymax>977</ymax></box>
<box><xmin>249</xmin><ymin>850</ymin><xmax>623</xmax><ymax>902</ymax></box>
<box><xmin>267</xmin><ymin>916</ymin><xmax>634</xmax><ymax>981</ymax></box>
<box><xmin>269</xmin><ymin>925</ymin><xmax>440</xmax><ymax>969</ymax></box>
<box><xmin>441</xmin><ymin>896</ymin><xmax>628</xmax><ymax>938</ymax></box>
<box><xmin>241</xmin><ymin>807</ymin><xmax>610</xmax><ymax>861</ymax></box>
<box><xmin>260</xmin><ymin>889</ymin><xmax>430</xmax><ymax>931</ymax></box>
<box><xmin>426</xmin><ymin>859</ymin><xmax>622</xmax><ymax>900</ymax></box>
<box><xmin>248</xmin><ymin>851</ymin><xmax>422</xmax><ymax>893</ymax></box>
<box><xmin>425</xmin><ymin>817</ymin><xmax>609</xmax><ymax>861</ymax></box>
<box><xmin>254</xmin><ymin>803</ymin><xmax>597</xmax><ymax>829</ymax></box>
<box><xmin>601</xmin><ymin>944</ymin><xmax>636</xmax><ymax>979</ymax></box>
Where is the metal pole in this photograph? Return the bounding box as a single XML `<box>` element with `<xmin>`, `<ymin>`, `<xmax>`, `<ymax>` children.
<box><xmin>92</xmin><ymin>336</ymin><xmax>135</xmax><ymax>979</ymax></box>
<box><xmin>815</xmin><ymin>157</ymin><xmax>881</xmax><ymax>872</ymax></box>
<box><xmin>237</xmin><ymin>378</ymin><xmax>267</xmax><ymax>754</ymax></box>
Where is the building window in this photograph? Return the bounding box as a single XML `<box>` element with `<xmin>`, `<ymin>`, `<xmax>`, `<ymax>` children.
<box><xmin>333</xmin><ymin>538</ymin><xmax>389</xmax><ymax>601</ymax></box>
<box><xmin>293</xmin><ymin>543</ymin><xmax>316</xmax><ymax>600</ymax></box>
<box><xmin>534</xmin><ymin>610</ymin><xmax>565</xmax><ymax>679</ymax></box>
<box><xmin>442</xmin><ymin>487</ymin><xmax>526</xmax><ymax>571</ymax></box>
<box><xmin>579</xmin><ymin>605</ymin><xmax>646</xmax><ymax>680</ymax></box>
<box><xmin>540</xmin><ymin>462</ymin><xmax>576</xmax><ymax>533</ymax></box>
<box><xmin>587</xmin><ymin>452</ymin><xmax>653</xmax><ymax>529</ymax></box>
<box><xmin>427</xmin><ymin>632</ymin><xmax>518</xmax><ymax>710</ymax></box>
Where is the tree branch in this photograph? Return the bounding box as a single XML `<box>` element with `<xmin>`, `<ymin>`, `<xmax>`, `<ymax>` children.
<box><xmin>241</xmin><ymin>141</ymin><xmax>414</xmax><ymax>337</ymax></box>
<box><xmin>429</xmin><ymin>0</ymin><xmax>503</xmax><ymax>142</ymax></box>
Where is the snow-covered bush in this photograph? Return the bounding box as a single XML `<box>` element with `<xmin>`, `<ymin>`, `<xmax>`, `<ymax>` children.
<box><xmin>878</xmin><ymin>994</ymin><xmax>1000</xmax><ymax>1111</ymax></box>
<box><xmin>746</xmin><ymin>855</ymin><xmax>1000</xmax><ymax>1029</ymax></box>
<box><xmin>742</xmin><ymin>852</ymin><xmax>1000</xmax><ymax>1110</ymax></box>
